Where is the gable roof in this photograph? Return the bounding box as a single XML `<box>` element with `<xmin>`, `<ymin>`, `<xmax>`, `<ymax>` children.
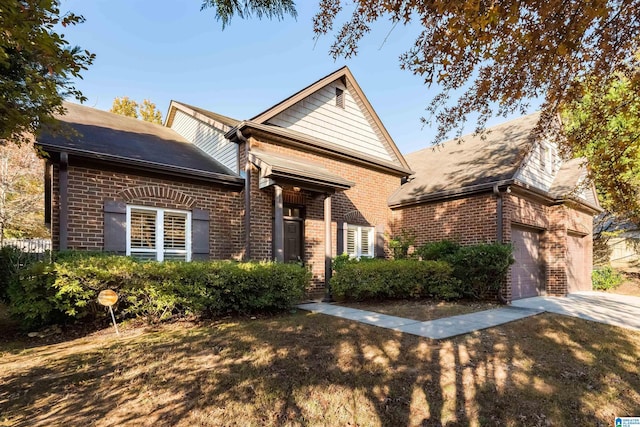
<box><xmin>245</xmin><ymin>66</ymin><xmax>412</xmax><ymax>174</ymax></box>
<box><xmin>165</xmin><ymin>100</ymin><xmax>239</xmax><ymax>129</ymax></box>
<box><xmin>38</xmin><ymin>102</ymin><xmax>243</xmax><ymax>186</ymax></box>
<box><xmin>389</xmin><ymin>113</ymin><xmax>540</xmax><ymax>207</ymax></box>
<box><xmin>388</xmin><ymin>112</ymin><xmax>602</xmax><ymax>211</ymax></box>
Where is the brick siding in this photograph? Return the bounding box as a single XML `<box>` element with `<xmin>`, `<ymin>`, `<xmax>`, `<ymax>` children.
<box><xmin>393</xmin><ymin>190</ymin><xmax>594</xmax><ymax>301</ymax></box>
<box><xmin>51</xmin><ymin>159</ymin><xmax>244</xmax><ymax>259</ymax></box>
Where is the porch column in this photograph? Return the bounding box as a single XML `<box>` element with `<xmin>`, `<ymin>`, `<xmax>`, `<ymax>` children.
<box><xmin>323</xmin><ymin>194</ymin><xmax>333</xmax><ymax>301</ymax></box>
<box><xmin>59</xmin><ymin>152</ymin><xmax>69</xmax><ymax>250</ymax></box>
<box><xmin>273</xmin><ymin>184</ymin><xmax>284</xmax><ymax>262</ymax></box>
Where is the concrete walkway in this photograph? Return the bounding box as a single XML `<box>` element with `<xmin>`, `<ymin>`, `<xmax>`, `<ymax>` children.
<box><xmin>297</xmin><ymin>302</ymin><xmax>543</xmax><ymax>339</ymax></box>
<box><xmin>298</xmin><ymin>292</ymin><xmax>640</xmax><ymax>340</ymax></box>
<box><xmin>512</xmin><ymin>291</ymin><xmax>640</xmax><ymax>332</ymax></box>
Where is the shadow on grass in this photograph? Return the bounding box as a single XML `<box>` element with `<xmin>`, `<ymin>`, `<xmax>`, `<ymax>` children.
<box><xmin>1</xmin><ymin>312</ymin><xmax>639</xmax><ymax>426</ymax></box>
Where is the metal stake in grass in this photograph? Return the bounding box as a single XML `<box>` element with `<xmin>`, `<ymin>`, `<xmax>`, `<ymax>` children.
<box><xmin>97</xmin><ymin>289</ymin><xmax>120</xmax><ymax>336</ymax></box>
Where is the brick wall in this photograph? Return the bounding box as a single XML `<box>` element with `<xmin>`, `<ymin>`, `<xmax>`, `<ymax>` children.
<box><xmin>246</xmin><ymin>137</ymin><xmax>403</xmax><ymax>293</ymax></box>
<box><xmin>51</xmin><ymin>158</ymin><xmax>244</xmax><ymax>259</ymax></box>
<box><xmin>393</xmin><ymin>190</ymin><xmax>595</xmax><ymax>300</ymax></box>
<box><xmin>392</xmin><ymin>193</ymin><xmax>498</xmax><ymax>246</ymax></box>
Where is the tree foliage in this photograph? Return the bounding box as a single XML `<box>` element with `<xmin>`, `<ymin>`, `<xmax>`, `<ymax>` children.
<box><xmin>110</xmin><ymin>97</ymin><xmax>163</xmax><ymax>124</ymax></box>
<box><xmin>562</xmin><ymin>69</ymin><xmax>640</xmax><ymax>220</ymax></box>
<box><xmin>139</xmin><ymin>99</ymin><xmax>163</xmax><ymax>124</ymax></box>
<box><xmin>0</xmin><ymin>140</ymin><xmax>48</xmax><ymax>242</ymax></box>
<box><xmin>0</xmin><ymin>0</ymin><xmax>94</xmax><ymax>145</ymax></box>
<box><xmin>312</xmin><ymin>0</ymin><xmax>640</xmax><ymax>142</ymax></box>
<box><xmin>202</xmin><ymin>1</ymin><xmax>640</xmax><ymax>145</ymax></box>
<box><xmin>200</xmin><ymin>0</ymin><xmax>297</xmax><ymax>28</ymax></box>
<box><xmin>110</xmin><ymin>96</ymin><xmax>138</xmax><ymax>119</ymax></box>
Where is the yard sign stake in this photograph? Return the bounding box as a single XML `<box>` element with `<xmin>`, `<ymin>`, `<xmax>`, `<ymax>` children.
<box><xmin>97</xmin><ymin>289</ymin><xmax>120</xmax><ymax>336</ymax></box>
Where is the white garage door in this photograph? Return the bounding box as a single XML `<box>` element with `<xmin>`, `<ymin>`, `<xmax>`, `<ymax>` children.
<box><xmin>567</xmin><ymin>233</ymin><xmax>590</xmax><ymax>292</ymax></box>
<box><xmin>511</xmin><ymin>226</ymin><xmax>544</xmax><ymax>300</ymax></box>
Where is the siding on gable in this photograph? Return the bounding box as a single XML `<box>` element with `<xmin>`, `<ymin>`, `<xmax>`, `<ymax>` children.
<box><xmin>266</xmin><ymin>83</ymin><xmax>393</xmax><ymax>162</ymax></box>
<box><xmin>170</xmin><ymin>110</ymin><xmax>238</xmax><ymax>173</ymax></box>
<box><xmin>515</xmin><ymin>139</ymin><xmax>560</xmax><ymax>192</ymax></box>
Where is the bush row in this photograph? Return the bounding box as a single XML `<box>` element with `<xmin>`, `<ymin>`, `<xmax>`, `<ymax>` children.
<box><xmin>331</xmin><ymin>241</ymin><xmax>514</xmax><ymax>301</ymax></box>
<box><xmin>4</xmin><ymin>251</ymin><xmax>310</xmax><ymax>329</ymax></box>
<box><xmin>331</xmin><ymin>258</ymin><xmax>461</xmax><ymax>301</ymax></box>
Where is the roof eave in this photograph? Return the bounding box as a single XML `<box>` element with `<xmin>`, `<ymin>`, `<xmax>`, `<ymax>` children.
<box><xmin>228</xmin><ymin>121</ymin><xmax>414</xmax><ymax>177</ymax></box>
<box><xmin>388</xmin><ymin>179</ymin><xmax>515</xmax><ymax>208</ymax></box>
<box><xmin>38</xmin><ymin>143</ymin><xmax>245</xmax><ymax>187</ymax></box>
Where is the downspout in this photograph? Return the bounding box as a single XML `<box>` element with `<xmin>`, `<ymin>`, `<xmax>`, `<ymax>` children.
<box><xmin>494</xmin><ymin>184</ymin><xmax>509</xmax><ymax>304</ymax></box>
<box><xmin>493</xmin><ymin>184</ymin><xmax>503</xmax><ymax>244</ymax></box>
<box><xmin>237</xmin><ymin>129</ymin><xmax>251</xmax><ymax>260</ymax></box>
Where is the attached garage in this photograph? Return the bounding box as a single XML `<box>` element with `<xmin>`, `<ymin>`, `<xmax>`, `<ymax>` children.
<box><xmin>511</xmin><ymin>226</ymin><xmax>544</xmax><ymax>300</ymax></box>
<box><xmin>567</xmin><ymin>232</ymin><xmax>591</xmax><ymax>292</ymax></box>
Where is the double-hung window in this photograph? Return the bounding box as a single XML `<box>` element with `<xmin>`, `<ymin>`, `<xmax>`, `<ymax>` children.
<box><xmin>346</xmin><ymin>224</ymin><xmax>374</xmax><ymax>258</ymax></box>
<box><xmin>126</xmin><ymin>206</ymin><xmax>191</xmax><ymax>261</ymax></box>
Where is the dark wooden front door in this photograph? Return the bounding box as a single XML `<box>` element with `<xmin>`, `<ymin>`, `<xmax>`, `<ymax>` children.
<box><xmin>284</xmin><ymin>219</ymin><xmax>302</xmax><ymax>262</ymax></box>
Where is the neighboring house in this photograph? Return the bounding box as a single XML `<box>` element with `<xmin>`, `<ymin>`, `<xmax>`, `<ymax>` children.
<box><xmin>39</xmin><ymin>67</ymin><xmax>413</xmax><ymax>294</ymax></box>
<box><xmin>38</xmin><ymin>67</ymin><xmax>600</xmax><ymax>300</ymax></box>
<box><xmin>594</xmin><ymin>214</ymin><xmax>640</xmax><ymax>269</ymax></box>
<box><xmin>389</xmin><ymin>113</ymin><xmax>602</xmax><ymax>300</ymax></box>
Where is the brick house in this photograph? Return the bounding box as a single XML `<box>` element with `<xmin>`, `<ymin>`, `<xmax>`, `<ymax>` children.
<box><xmin>389</xmin><ymin>113</ymin><xmax>601</xmax><ymax>300</ymax></box>
<box><xmin>39</xmin><ymin>67</ymin><xmax>413</xmax><ymax>294</ymax></box>
<box><xmin>38</xmin><ymin>67</ymin><xmax>599</xmax><ymax>300</ymax></box>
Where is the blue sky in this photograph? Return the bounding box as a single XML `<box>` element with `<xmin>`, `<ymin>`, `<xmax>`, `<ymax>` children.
<box><xmin>61</xmin><ymin>0</ymin><xmax>533</xmax><ymax>154</ymax></box>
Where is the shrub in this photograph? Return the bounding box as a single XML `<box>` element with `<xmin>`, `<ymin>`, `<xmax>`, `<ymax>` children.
<box><xmin>388</xmin><ymin>229</ymin><xmax>416</xmax><ymax>260</ymax></box>
<box><xmin>331</xmin><ymin>259</ymin><xmax>461</xmax><ymax>301</ymax></box>
<box><xmin>446</xmin><ymin>243</ymin><xmax>514</xmax><ymax>299</ymax></box>
<box><xmin>592</xmin><ymin>266</ymin><xmax>623</xmax><ymax>291</ymax></box>
<box><xmin>415</xmin><ymin>240</ymin><xmax>461</xmax><ymax>261</ymax></box>
<box><xmin>0</xmin><ymin>246</ymin><xmax>40</xmax><ymax>304</ymax></box>
<box><xmin>6</xmin><ymin>252</ymin><xmax>311</xmax><ymax>329</ymax></box>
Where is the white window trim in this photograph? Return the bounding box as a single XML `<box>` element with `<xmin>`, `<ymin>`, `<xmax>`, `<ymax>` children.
<box><xmin>126</xmin><ymin>205</ymin><xmax>192</xmax><ymax>262</ymax></box>
<box><xmin>345</xmin><ymin>224</ymin><xmax>375</xmax><ymax>259</ymax></box>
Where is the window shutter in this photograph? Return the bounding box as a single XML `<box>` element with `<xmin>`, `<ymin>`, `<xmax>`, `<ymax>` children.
<box><xmin>103</xmin><ymin>201</ymin><xmax>126</xmax><ymax>253</ymax></box>
<box><xmin>346</xmin><ymin>227</ymin><xmax>356</xmax><ymax>256</ymax></box>
<box><xmin>192</xmin><ymin>208</ymin><xmax>210</xmax><ymax>260</ymax></box>
<box><xmin>375</xmin><ymin>224</ymin><xmax>385</xmax><ymax>258</ymax></box>
<box><xmin>337</xmin><ymin>221</ymin><xmax>345</xmax><ymax>254</ymax></box>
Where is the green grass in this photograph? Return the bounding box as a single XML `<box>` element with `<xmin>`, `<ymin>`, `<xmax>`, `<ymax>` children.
<box><xmin>1</xmin><ymin>311</ymin><xmax>639</xmax><ymax>426</ymax></box>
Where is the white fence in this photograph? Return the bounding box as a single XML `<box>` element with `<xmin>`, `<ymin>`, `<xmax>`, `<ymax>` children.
<box><xmin>1</xmin><ymin>238</ymin><xmax>52</xmax><ymax>254</ymax></box>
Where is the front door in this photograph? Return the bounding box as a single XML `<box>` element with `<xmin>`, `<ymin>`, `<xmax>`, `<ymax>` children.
<box><xmin>284</xmin><ymin>219</ymin><xmax>302</xmax><ymax>262</ymax></box>
<box><xmin>283</xmin><ymin>205</ymin><xmax>304</xmax><ymax>263</ymax></box>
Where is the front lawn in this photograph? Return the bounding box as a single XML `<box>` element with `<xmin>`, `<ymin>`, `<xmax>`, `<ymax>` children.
<box><xmin>1</xmin><ymin>311</ymin><xmax>639</xmax><ymax>426</ymax></box>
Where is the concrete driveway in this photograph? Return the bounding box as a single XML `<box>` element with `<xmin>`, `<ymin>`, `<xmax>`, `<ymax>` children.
<box><xmin>511</xmin><ymin>291</ymin><xmax>640</xmax><ymax>331</ymax></box>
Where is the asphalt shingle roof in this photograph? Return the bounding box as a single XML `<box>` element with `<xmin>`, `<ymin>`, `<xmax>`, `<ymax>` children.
<box><xmin>38</xmin><ymin>102</ymin><xmax>241</xmax><ymax>183</ymax></box>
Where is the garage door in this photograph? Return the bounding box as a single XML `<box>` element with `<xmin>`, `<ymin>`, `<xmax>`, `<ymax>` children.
<box><xmin>511</xmin><ymin>227</ymin><xmax>544</xmax><ymax>299</ymax></box>
<box><xmin>567</xmin><ymin>233</ymin><xmax>590</xmax><ymax>292</ymax></box>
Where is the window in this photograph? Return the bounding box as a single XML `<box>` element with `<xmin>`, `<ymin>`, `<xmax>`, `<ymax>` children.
<box><xmin>346</xmin><ymin>224</ymin><xmax>374</xmax><ymax>258</ymax></box>
<box><xmin>335</xmin><ymin>87</ymin><xmax>345</xmax><ymax>109</ymax></box>
<box><xmin>126</xmin><ymin>206</ymin><xmax>191</xmax><ymax>261</ymax></box>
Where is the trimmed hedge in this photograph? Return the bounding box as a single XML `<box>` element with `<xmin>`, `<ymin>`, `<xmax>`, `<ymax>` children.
<box><xmin>331</xmin><ymin>241</ymin><xmax>514</xmax><ymax>302</ymax></box>
<box><xmin>446</xmin><ymin>244</ymin><xmax>514</xmax><ymax>299</ymax></box>
<box><xmin>7</xmin><ymin>252</ymin><xmax>311</xmax><ymax>329</ymax></box>
<box><xmin>331</xmin><ymin>259</ymin><xmax>461</xmax><ymax>301</ymax></box>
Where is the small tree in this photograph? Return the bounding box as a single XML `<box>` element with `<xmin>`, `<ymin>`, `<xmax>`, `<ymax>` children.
<box><xmin>110</xmin><ymin>97</ymin><xmax>139</xmax><ymax>119</ymax></box>
<box><xmin>0</xmin><ymin>141</ymin><xmax>47</xmax><ymax>244</ymax></box>
<box><xmin>139</xmin><ymin>100</ymin><xmax>163</xmax><ymax>124</ymax></box>
<box><xmin>110</xmin><ymin>97</ymin><xmax>163</xmax><ymax>124</ymax></box>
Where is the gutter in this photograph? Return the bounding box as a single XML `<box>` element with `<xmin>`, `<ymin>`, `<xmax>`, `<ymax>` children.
<box><xmin>388</xmin><ymin>179</ymin><xmax>515</xmax><ymax>209</ymax></box>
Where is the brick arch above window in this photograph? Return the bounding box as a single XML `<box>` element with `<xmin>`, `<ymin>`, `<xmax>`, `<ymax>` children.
<box><xmin>342</xmin><ymin>210</ymin><xmax>372</xmax><ymax>226</ymax></box>
<box><xmin>118</xmin><ymin>186</ymin><xmax>196</xmax><ymax>209</ymax></box>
